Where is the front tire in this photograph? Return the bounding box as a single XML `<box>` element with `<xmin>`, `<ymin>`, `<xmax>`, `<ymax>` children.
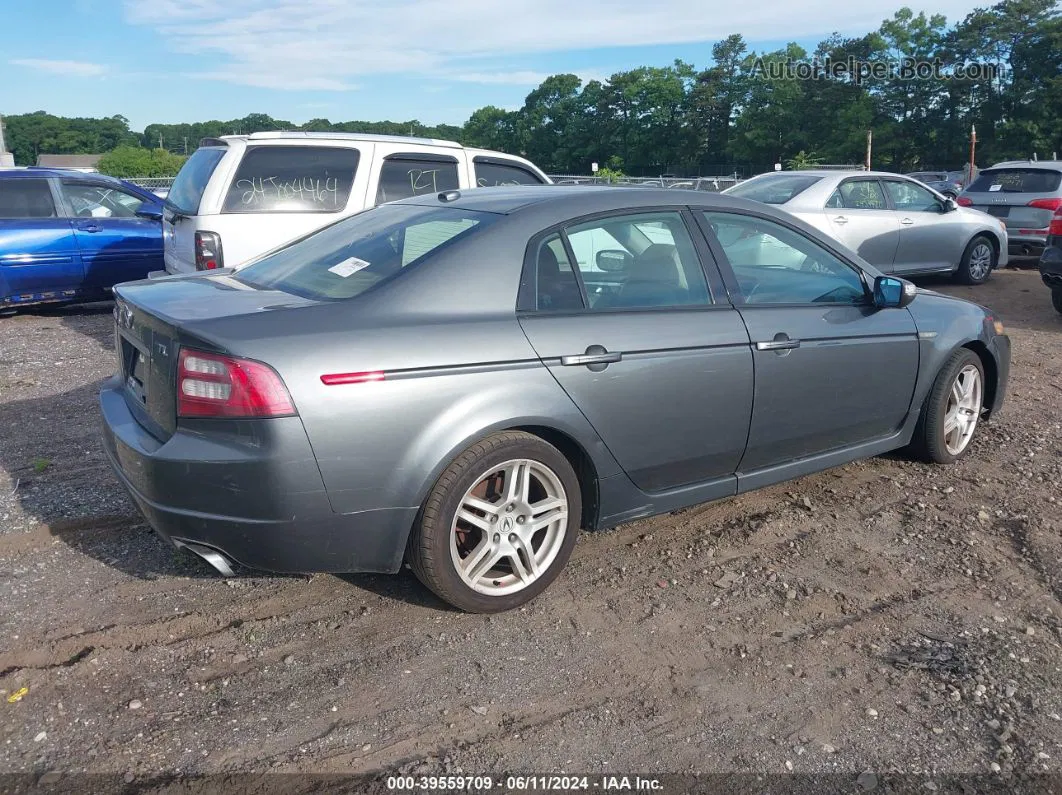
<box><xmin>1052</xmin><ymin>288</ymin><xmax>1062</xmax><ymax>314</ymax></box>
<box><xmin>909</xmin><ymin>349</ymin><xmax>985</xmax><ymax>464</ymax></box>
<box><xmin>407</xmin><ymin>431</ymin><xmax>582</xmax><ymax>613</ymax></box>
<box><xmin>955</xmin><ymin>235</ymin><xmax>996</xmax><ymax>285</ymax></box>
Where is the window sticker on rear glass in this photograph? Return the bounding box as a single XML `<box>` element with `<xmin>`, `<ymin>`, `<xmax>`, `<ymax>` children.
<box><xmin>328</xmin><ymin>257</ymin><xmax>372</xmax><ymax>277</ymax></box>
<box><xmin>989</xmin><ymin>184</ymin><xmax>1003</xmax><ymax>191</ymax></box>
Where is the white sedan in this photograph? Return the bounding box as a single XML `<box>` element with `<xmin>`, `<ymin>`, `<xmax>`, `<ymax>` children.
<box><xmin>724</xmin><ymin>170</ymin><xmax>1009</xmax><ymax>284</ymax></box>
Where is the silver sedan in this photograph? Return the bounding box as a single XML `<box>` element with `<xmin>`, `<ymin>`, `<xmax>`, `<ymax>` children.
<box><xmin>724</xmin><ymin>170</ymin><xmax>1009</xmax><ymax>284</ymax></box>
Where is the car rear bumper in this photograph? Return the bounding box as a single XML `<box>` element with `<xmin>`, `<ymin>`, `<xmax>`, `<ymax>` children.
<box><xmin>1008</xmin><ymin>237</ymin><xmax>1047</xmax><ymax>259</ymax></box>
<box><xmin>99</xmin><ymin>377</ymin><xmax>415</xmax><ymax>574</ymax></box>
<box><xmin>1040</xmin><ymin>244</ymin><xmax>1062</xmax><ymax>289</ymax></box>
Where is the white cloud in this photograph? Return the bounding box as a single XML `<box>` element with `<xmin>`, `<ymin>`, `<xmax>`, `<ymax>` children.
<box><xmin>123</xmin><ymin>0</ymin><xmax>979</xmax><ymax>91</ymax></box>
<box><xmin>10</xmin><ymin>58</ymin><xmax>108</xmax><ymax>78</ymax></box>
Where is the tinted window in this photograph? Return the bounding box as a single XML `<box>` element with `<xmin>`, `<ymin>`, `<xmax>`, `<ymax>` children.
<box><xmin>60</xmin><ymin>183</ymin><xmax>146</xmax><ymax>218</ymax></box>
<box><xmin>967</xmin><ymin>168</ymin><xmax>1062</xmax><ymax>194</ymax></box>
<box><xmin>167</xmin><ymin>147</ymin><xmax>225</xmax><ymax>215</ymax></box>
<box><xmin>222</xmin><ymin>146</ymin><xmax>359</xmax><ymax>214</ymax></box>
<box><xmin>725</xmin><ymin>174</ymin><xmax>822</xmax><ymax>204</ymax></box>
<box><xmin>705</xmin><ymin>212</ymin><xmax>866</xmax><ymax>305</ymax></box>
<box><xmin>375</xmin><ymin>156</ymin><xmax>460</xmax><ymax>204</ymax></box>
<box><xmin>0</xmin><ymin>179</ymin><xmax>57</xmax><ymax>218</ymax></box>
<box><xmin>828</xmin><ymin>180</ymin><xmax>888</xmax><ymax>210</ymax></box>
<box><xmin>475</xmin><ymin>160</ymin><xmax>545</xmax><ymax>187</ymax></box>
<box><xmin>884</xmin><ymin>180</ymin><xmax>941</xmax><ymax>211</ymax></box>
<box><xmin>235</xmin><ymin>204</ymin><xmax>496</xmax><ymax>301</ymax></box>
<box><xmin>561</xmin><ymin>211</ymin><xmax>710</xmax><ymax>310</ymax></box>
<box><xmin>531</xmin><ymin>234</ymin><xmax>583</xmax><ymax>311</ymax></box>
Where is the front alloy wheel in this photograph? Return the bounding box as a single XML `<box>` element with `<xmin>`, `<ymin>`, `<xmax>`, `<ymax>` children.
<box><xmin>408</xmin><ymin>432</ymin><xmax>582</xmax><ymax>613</ymax></box>
<box><xmin>942</xmin><ymin>364</ymin><xmax>982</xmax><ymax>456</ymax></box>
<box><xmin>910</xmin><ymin>348</ymin><xmax>986</xmax><ymax>464</ymax></box>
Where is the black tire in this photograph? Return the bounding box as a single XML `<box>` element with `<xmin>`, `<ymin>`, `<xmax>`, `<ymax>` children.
<box><xmin>909</xmin><ymin>348</ymin><xmax>985</xmax><ymax>465</ymax></box>
<box><xmin>955</xmin><ymin>235</ymin><xmax>996</xmax><ymax>285</ymax></box>
<box><xmin>1053</xmin><ymin>288</ymin><xmax>1062</xmax><ymax>314</ymax></box>
<box><xmin>407</xmin><ymin>431</ymin><xmax>582</xmax><ymax>613</ymax></box>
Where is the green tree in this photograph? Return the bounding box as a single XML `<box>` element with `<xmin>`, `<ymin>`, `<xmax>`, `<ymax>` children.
<box><xmin>98</xmin><ymin>146</ymin><xmax>187</xmax><ymax>178</ymax></box>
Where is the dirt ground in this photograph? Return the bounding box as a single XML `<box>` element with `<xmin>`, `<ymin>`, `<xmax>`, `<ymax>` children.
<box><xmin>0</xmin><ymin>267</ymin><xmax>1060</xmax><ymax>794</ymax></box>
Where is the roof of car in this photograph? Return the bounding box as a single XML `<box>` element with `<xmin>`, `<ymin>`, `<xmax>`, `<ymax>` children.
<box><xmin>218</xmin><ymin>131</ymin><xmax>463</xmax><ymax>148</ymax></box>
<box><xmin>391</xmin><ymin>184</ymin><xmax>768</xmax><ymax>215</ymax></box>
<box><xmin>986</xmin><ymin>160</ymin><xmax>1062</xmax><ymax>171</ymax></box>
<box><xmin>0</xmin><ymin>167</ymin><xmax>125</xmax><ymax>183</ymax></box>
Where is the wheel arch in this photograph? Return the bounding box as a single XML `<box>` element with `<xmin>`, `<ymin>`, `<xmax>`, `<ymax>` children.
<box><xmin>962</xmin><ymin>340</ymin><xmax>999</xmax><ymax>418</ymax></box>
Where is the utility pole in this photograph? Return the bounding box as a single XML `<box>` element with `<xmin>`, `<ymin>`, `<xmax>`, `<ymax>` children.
<box><xmin>158</xmin><ymin>132</ymin><xmax>164</xmax><ymax>150</ymax></box>
<box><xmin>864</xmin><ymin>130</ymin><xmax>873</xmax><ymax>171</ymax></box>
<box><xmin>968</xmin><ymin>124</ymin><xmax>977</xmax><ymax>184</ymax></box>
<box><xmin>183</xmin><ymin>137</ymin><xmax>188</xmax><ymax>154</ymax></box>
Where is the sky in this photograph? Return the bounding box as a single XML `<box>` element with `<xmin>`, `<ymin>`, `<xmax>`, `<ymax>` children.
<box><xmin>1</xmin><ymin>0</ymin><xmax>984</xmax><ymax>133</ymax></box>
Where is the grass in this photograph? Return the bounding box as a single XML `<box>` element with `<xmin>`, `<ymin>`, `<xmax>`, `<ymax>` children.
<box><xmin>31</xmin><ymin>458</ymin><xmax>51</xmax><ymax>474</ymax></box>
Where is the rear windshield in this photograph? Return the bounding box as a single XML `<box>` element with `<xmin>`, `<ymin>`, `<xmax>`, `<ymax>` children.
<box><xmin>222</xmin><ymin>145</ymin><xmax>359</xmax><ymax>213</ymax></box>
<box><xmin>967</xmin><ymin>168</ymin><xmax>1062</xmax><ymax>194</ymax></box>
<box><xmin>167</xmin><ymin>147</ymin><xmax>226</xmax><ymax>215</ymax></box>
<box><xmin>235</xmin><ymin>204</ymin><xmax>498</xmax><ymax>301</ymax></box>
<box><xmin>726</xmin><ymin>174</ymin><xmax>822</xmax><ymax>204</ymax></box>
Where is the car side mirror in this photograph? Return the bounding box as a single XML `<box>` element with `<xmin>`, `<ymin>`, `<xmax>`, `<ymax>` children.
<box><xmin>873</xmin><ymin>275</ymin><xmax>917</xmax><ymax>309</ymax></box>
<box><xmin>135</xmin><ymin>204</ymin><xmax>163</xmax><ymax>221</ymax></box>
<box><xmin>942</xmin><ymin>198</ymin><xmax>958</xmax><ymax>213</ymax></box>
<box><xmin>596</xmin><ymin>249</ymin><xmax>633</xmax><ymax>272</ymax></box>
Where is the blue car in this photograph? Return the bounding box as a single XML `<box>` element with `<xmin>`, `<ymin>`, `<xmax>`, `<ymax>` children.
<box><xmin>0</xmin><ymin>168</ymin><xmax>164</xmax><ymax>311</ymax></box>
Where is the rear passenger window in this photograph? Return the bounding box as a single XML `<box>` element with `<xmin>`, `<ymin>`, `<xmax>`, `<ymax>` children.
<box><xmin>474</xmin><ymin>159</ymin><xmax>545</xmax><ymax>187</ymax></box>
<box><xmin>222</xmin><ymin>146</ymin><xmax>359</xmax><ymax>214</ymax></box>
<box><xmin>376</xmin><ymin>155</ymin><xmax>460</xmax><ymax>204</ymax></box>
<box><xmin>0</xmin><ymin>179</ymin><xmax>56</xmax><ymax>219</ymax></box>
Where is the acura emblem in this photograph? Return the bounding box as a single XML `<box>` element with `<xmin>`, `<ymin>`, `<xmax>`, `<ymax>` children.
<box><xmin>115</xmin><ymin>302</ymin><xmax>134</xmax><ymax>330</ymax></box>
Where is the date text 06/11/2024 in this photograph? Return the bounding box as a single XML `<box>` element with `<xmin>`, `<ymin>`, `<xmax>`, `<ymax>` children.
<box><xmin>385</xmin><ymin>775</ymin><xmax>665</xmax><ymax>791</ymax></box>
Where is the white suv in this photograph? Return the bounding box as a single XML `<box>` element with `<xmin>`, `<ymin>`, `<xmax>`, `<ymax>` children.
<box><xmin>161</xmin><ymin>131</ymin><xmax>552</xmax><ymax>274</ymax></box>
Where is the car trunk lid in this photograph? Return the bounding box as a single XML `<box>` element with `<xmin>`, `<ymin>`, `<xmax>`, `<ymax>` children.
<box><xmin>112</xmin><ymin>274</ymin><xmax>316</xmax><ymax>440</ymax></box>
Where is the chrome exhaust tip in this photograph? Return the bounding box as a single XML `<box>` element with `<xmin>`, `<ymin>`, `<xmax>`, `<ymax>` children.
<box><xmin>174</xmin><ymin>540</ymin><xmax>236</xmax><ymax>577</ymax></box>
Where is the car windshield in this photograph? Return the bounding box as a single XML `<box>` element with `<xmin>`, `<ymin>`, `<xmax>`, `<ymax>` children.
<box><xmin>167</xmin><ymin>147</ymin><xmax>226</xmax><ymax>214</ymax></box>
<box><xmin>966</xmin><ymin>168</ymin><xmax>1062</xmax><ymax>194</ymax></box>
<box><xmin>726</xmin><ymin>174</ymin><xmax>822</xmax><ymax>204</ymax></box>
<box><xmin>235</xmin><ymin>203</ymin><xmax>498</xmax><ymax>301</ymax></box>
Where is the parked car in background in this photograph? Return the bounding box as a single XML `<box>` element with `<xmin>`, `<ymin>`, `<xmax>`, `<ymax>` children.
<box><xmin>100</xmin><ymin>185</ymin><xmax>1009</xmax><ymax>613</ymax></box>
<box><xmin>0</xmin><ymin>169</ymin><xmax>164</xmax><ymax>311</ymax></box>
<box><xmin>1039</xmin><ymin>241</ymin><xmax>1062</xmax><ymax>314</ymax></box>
<box><xmin>957</xmin><ymin>160</ymin><xmax>1062</xmax><ymax>261</ymax></box>
<box><xmin>907</xmin><ymin>170</ymin><xmax>966</xmax><ymax>198</ymax></box>
<box><xmin>162</xmin><ymin>132</ymin><xmax>552</xmax><ymax>275</ymax></box>
<box><xmin>724</xmin><ymin>170</ymin><xmax>1008</xmax><ymax>284</ymax></box>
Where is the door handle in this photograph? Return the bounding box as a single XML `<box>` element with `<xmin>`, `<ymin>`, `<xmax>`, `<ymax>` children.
<box><xmin>561</xmin><ymin>345</ymin><xmax>622</xmax><ymax>368</ymax></box>
<box><xmin>900</xmin><ymin>217</ymin><xmax>914</xmax><ymax>226</ymax></box>
<box><xmin>78</xmin><ymin>223</ymin><xmax>102</xmax><ymax>233</ymax></box>
<box><xmin>833</xmin><ymin>216</ymin><xmax>848</xmax><ymax>225</ymax></box>
<box><xmin>755</xmin><ymin>333</ymin><xmax>801</xmax><ymax>353</ymax></box>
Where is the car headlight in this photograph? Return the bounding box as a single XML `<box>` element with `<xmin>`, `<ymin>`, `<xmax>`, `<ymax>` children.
<box><xmin>998</xmin><ymin>218</ymin><xmax>1007</xmax><ymax>235</ymax></box>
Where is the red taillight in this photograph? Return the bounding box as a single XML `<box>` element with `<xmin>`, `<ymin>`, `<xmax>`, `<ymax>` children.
<box><xmin>177</xmin><ymin>348</ymin><xmax>295</xmax><ymax>418</ymax></box>
<box><xmin>194</xmin><ymin>231</ymin><xmax>224</xmax><ymax>271</ymax></box>
<box><xmin>956</xmin><ymin>197</ymin><xmax>973</xmax><ymax>207</ymax></box>
<box><xmin>320</xmin><ymin>371</ymin><xmax>385</xmax><ymax>385</ymax></box>
<box><xmin>1028</xmin><ymin>198</ymin><xmax>1062</xmax><ymax>212</ymax></box>
<box><xmin>1052</xmin><ymin>214</ymin><xmax>1062</xmax><ymax>237</ymax></box>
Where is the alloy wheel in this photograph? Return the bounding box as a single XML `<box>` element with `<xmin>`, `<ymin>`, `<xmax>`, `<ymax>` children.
<box><xmin>943</xmin><ymin>364</ymin><xmax>982</xmax><ymax>456</ymax></box>
<box><xmin>450</xmin><ymin>459</ymin><xmax>569</xmax><ymax>596</ymax></box>
<box><xmin>968</xmin><ymin>243</ymin><xmax>993</xmax><ymax>282</ymax></box>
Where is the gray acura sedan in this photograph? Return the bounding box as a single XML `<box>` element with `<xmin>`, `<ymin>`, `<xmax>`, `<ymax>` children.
<box><xmin>100</xmin><ymin>186</ymin><xmax>1011</xmax><ymax>613</ymax></box>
